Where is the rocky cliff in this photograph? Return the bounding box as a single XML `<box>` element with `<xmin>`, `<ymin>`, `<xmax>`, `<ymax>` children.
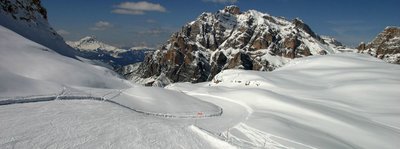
<box><xmin>357</xmin><ymin>26</ymin><xmax>400</xmax><ymax>64</ymax></box>
<box><xmin>0</xmin><ymin>0</ymin><xmax>76</xmax><ymax>58</ymax></box>
<box><xmin>130</xmin><ymin>6</ymin><xmax>343</xmax><ymax>86</ymax></box>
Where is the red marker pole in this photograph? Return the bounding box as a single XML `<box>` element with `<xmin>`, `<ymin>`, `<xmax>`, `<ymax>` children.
<box><xmin>195</xmin><ymin>112</ymin><xmax>204</xmax><ymax>126</ymax></box>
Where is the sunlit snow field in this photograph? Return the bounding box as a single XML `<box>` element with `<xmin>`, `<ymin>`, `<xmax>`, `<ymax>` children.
<box><xmin>1</xmin><ymin>25</ymin><xmax>400</xmax><ymax>149</ymax></box>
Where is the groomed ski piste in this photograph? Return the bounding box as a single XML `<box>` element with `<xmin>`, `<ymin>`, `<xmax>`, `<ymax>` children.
<box><xmin>0</xmin><ymin>87</ymin><xmax>223</xmax><ymax>118</ymax></box>
<box><xmin>1</xmin><ymin>24</ymin><xmax>400</xmax><ymax>149</ymax></box>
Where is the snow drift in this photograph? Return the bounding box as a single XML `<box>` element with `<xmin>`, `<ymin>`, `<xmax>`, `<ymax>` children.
<box><xmin>168</xmin><ymin>53</ymin><xmax>400</xmax><ymax>149</ymax></box>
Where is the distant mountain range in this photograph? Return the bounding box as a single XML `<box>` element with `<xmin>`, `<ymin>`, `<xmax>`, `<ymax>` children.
<box><xmin>0</xmin><ymin>0</ymin><xmax>154</xmax><ymax>71</ymax></box>
<box><xmin>67</xmin><ymin>36</ymin><xmax>155</xmax><ymax>69</ymax></box>
<box><xmin>67</xmin><ymin>36</ymin><xmax>127</xmax><ymax>53</ymax></box>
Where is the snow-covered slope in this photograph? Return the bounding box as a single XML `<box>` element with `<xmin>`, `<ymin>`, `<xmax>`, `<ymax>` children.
<box><xmin>2</xmin><ymin>22</ymin><xmax>400</xmax><ymax>148</ymax></box>
<box><xmin>0</xmin><ymin>24</ymin><xmax>227</xmax><ymax>148</ymax></box>
<box><xmin>0</xmin><ymin>100</ymin><xmax>231</xmax><ymax>149</ymax></box>
<box><xmin>134</xmin><ymin>5</ymin><xmax>345</xmax><ymax>86</ymax></box>
<box><xmin>0</xmin><ymin>24</ymin><xmax>221</xmax><ymax>114</ymax></box>
<box><xmin>168</xmin><ymin>53</ymin><xmax>400</xmax><ymax>149</ymax></box>
<box><xmin>0</xmin><ymin>25</ymin><xmax>131</xmax><ymax>97</ymax></box>
<box><xmin>0</xmin><ymin>0</ymin><xmax>76</xmax><ymax>58</ymax></box>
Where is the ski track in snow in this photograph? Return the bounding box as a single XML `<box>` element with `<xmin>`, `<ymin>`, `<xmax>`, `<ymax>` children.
<box><xmin>189</xmin><ymin>125</ymin><xmax>237</xmax><ymax>149</ymax></box>
<box><xmin>184</xmin><ymin>92</ymin><xmax>313</xmax><ymax>149</ymax></box>
<box><xmin>0</xmin><ymin>88</ymin><xmax>223</xmax><ymax>119</ymax></box>
<box><xmin>229</xmin><ymin>123</ymin><xmax>317</xmax><ymax>149</ymax></box>
<box><xmin>0</xmin><ymin>89</ymin><xmax>238</xmax><ymax>149</ymax></box>
<box><xmin>0</xmin><ymin>87</ymin><xmax>296</xmax><ymax>149</ymax></box>
<box><xmin>0</xmin><ymin>100</ymin><xmax>226</xmax><ymax>149</ymax></box>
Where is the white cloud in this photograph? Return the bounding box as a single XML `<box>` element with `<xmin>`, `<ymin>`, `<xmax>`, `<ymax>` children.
<box><xmin>56</xmin><ymin>29</ymin><xmax>70</xmax><ymax>35</ymax></box>
<box><xmin>90</xmin><ymin>21</ymin><xmax>113</xmax><ymax>31</ymax></box>
<box><xmin>112</xmin><ymin>1</ymin><xmax>166</xmax><ymax>15</ymax></box>
<box><xmin>203</xmin><ymin>0</ymin><xmax>237</xmax><ymax>4</ymax></box>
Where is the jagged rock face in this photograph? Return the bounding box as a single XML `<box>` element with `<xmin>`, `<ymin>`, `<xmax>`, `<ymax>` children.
<box><xmin>0</xmin><ymin>0</ymin><xmax>76</xmax><ymax>58</ymax></box>
<box><xmin>1</xmin><ymin>0</ymin><xmax>47</xmax><ymax>20</ymax></box>
<box><xmin>321</xmin><ymin>36</ymin><xmax>343</xmax><ymax>48</ymax></box>
<box><xmin>134</xmin><ymin>6</ymin><xmax>340</xmax><ymax>86</ymax></box>
<box><xmin>358</xmin><ymin>27</ymin><xmax>400</xmax><ymax>64</ymax></box>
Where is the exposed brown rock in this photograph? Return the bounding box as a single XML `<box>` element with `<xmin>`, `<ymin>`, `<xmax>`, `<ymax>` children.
<box><xmin>357</xmin><ymin>42</ymin><xmax>366</xmax><ymax>51</ymax></box>
<box><xmin>226</xmin><ymin>52</ymin><xmax>241</xmax><ymax>69</ymax></box>
<box><xmin>252</xmin><ymin>61</ymin><xmax>263</xmax><ymax>70</ymax></box>
<box><xmin>133</xmin><ymin>6</ymin><xmax>342</xmax><ymax>86</ymax></box>
<box><xmin>358</xmin><ymin>26</ymin><xmax>400</xmax><ymax>64</ymax></box>
<box><xmin>224</xmin><ymin>5</ymin><xmax>240</xmax><ymax>15</ymax></box>
<box><xmin>298</xmin><ymin>47</ymin><xmax>311</xmax><ymax>57</ymax></box>
<box><xmin>252</xmin><ymin>38</ymin><xmax>269</xmax><ymax>50</ymax></box>
<box><xmin>226</xmin><ymin>52</ymin><xmax>253</xmax><ymax>70</ymax></box>
<box><xmin>283</xmin><ymin>49</ymin><xmax>295</xmax><ymax>59</ymax></box>
<box><xmin>318</xmin><ymin>50</ymin><xmax>328</xmax><ymax>55</ymax></box>
<box><xmin>284</xmin><ymin>37</ymin><xmax>299</xmax><ymax>50</ymax></box>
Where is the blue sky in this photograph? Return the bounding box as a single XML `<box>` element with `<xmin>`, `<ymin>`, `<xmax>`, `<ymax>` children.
<box><xmin>42</xmin><ymin>0</ymin><xmax>400</xmax><ymax>48</ymax></box>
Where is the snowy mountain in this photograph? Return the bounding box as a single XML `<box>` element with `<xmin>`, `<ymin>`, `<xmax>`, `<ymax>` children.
<box><xmin>67</xmin><ymin>36</ymin><xmax>155</xmax><ymax>69</ymax></box>
<box><xmin>357</xmin><ymin>26</ymin><xmax>400</xmax><ymax>64</ymax></box>
<box><xmin>0</xmin><ymin>0</ymin><xmax>76</xmax><ymax>58</ymax></box>
<box><xmin>66</xmin><ymin>36</ymin><xmax>126</xmax><ymax>53</ymax></box>
<box><xmin>133</xmin><ymin>5</ymin><xmax>344</xmax><ymax>86</ymax></box>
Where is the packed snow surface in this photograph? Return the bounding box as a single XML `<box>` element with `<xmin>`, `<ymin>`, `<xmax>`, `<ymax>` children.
<box><xmin>168</xmin><ymin>53</ymin><xmax>400</xmax><ymax>149</ymax></box>
<box><xmin>1</xmin><ymin>24</ymin><xmax>400</xmax><ymax>148</ymax></box>
<box><xmin>0</xmin><ymin>25</ymin><xmax>130</xmax><ymax>97</ymax></box>
<box><xmin>0</xmin><ymin>100</ymin><xmax>224</xmax><ymax>149</ymax></box>
<box><xmin>0</xmin><ymin>25</ymin><xmax>226</xmax><ymax>148</ymax></box>
<box><xmin>111</xmin><ymin>87</ymin><xmax>222</xmax><ymax>117</ymax></box>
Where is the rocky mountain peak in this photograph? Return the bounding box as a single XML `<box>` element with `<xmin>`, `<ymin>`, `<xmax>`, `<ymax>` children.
<box><xmin>127</xmin><ymin>6</ymin><xmax>344</xmax><ymax>86</ymax></box>
<box><xmin>358</xmin><ymin>26</ymin><xmax>400</xmax><ymax>64</ymax></box>
<box><xmin>292</xmin><ymin>18</ymin><xmax>320</xmax><ymax>41</ymax></box>
<box><xmin>223</xmin><ymin>5</ymin><xmax>241</xmax><ymax>15</ymax></box>
<box><xmin>79</xmin><ymin>36</ymin><xmax>97</xmax><ymax>42</ymax></box>
<box><xmin>384</xmin><ymin>26</ymin><xmax>400</xmax><ymax>33</ymax></box>
<box><xmin>369</xmin><ymin>26</ymin><xmax>400</xmax><ymax>47</ymax></box>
